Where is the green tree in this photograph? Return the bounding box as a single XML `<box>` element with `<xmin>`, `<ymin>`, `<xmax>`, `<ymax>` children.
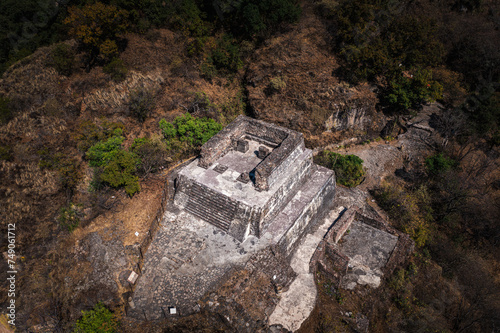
<box><xmin>64</xmin><ymin>2</ymin><xmax>129</xmax><ymax>71</ymax></box>
<box><xmin>425</xmin><ymin>153</ymin><xmax>457</xmax><ymax>176</ymax></box>
<box><xmin>159</xmin><ymin>113</ymin><xmax>222</xmax><ymax>146</ymax></box>
<box><xmin>85</xmin><ymin>132</ymin><xmax>125</xmax><ymax>167</ymax></box>
<box><xmin>382</xmin><ymin>69</ymin><xmax>443</xmax><ymax>114</ymax></box>
<box><xmin>73</xmin><ymin>302</ymin><xmax>118</xmax><ymax>333</ymax></box>
<box><xmin>100</xmin><ymin>149</ymin><xmax>140</xmax><ymax>197</ymax></box>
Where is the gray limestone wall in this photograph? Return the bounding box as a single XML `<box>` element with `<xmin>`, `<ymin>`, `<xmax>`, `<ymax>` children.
<box><xmin>254</xmin><ymin>131</ymin><xmax>303</xmax><ymax>191</ymax></box>
<box><xmin>260</xmin><ymin>150</ymin><xmax>312</xmax><ymax>234</ymax></box>
<box><xmin>279</xmin><ymin>169</ymin><xmax>336</xmax><ymax>257</ymax></box>
<box><xmin>266</xmin><ymin>139</ymin><xmax>305</xmax><ymax>189</ymax></box>
<box><xmin>245</xmin><ymin>117</ymin><xmax>289</xmax><ymax>143</ymax></box>
<box><xmin>198</xmin><ymin>116</ymin><xmax>247</xmax><ymax>169</ymax></box>
<box><xmin>174</xmin><ymin>173</ymin><xmax>261</xmax><ymax>241</ymax></box>
<box><xmin>330</xmin><ymin>206</ymin><xmax>359</xmax><ymax>243</ymax></box>
<box><xmin>198</xmin><ymin>115</ymin><xmax>306</xmax><ymax>193</ymax></box>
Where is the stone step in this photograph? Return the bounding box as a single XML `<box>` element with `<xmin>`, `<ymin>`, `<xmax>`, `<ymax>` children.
<box><xmin>185</xmin><ymin>201</ymin><xmax>232</xmax><ymax>231</ymax></box>
<box><xmin>185</xmin><ymin>200</ymin><xmax>232</xmax><ymax>226</ymax></box>
<box><xmin>190</xmin><ymin>187</ymin><xmax>238</xmax><ymax>209</ymax></box>
<box><xmin>189</xmin><ymin>184</ymin><xmax>238</xmax><ymax>208</ymax></box>
<box><xmin>263</xmin><ymin>165</ymin><xmax>335</xmax><ymax>255</ymax></box>
<box><xmin>188</xmin><ymin>192</ymin><xmax>238</xmax><ymax>217</ymax></box>
<box><xmin>186</xmin><ymin>197</ymin><xmax>236</xmax><ymax>223</ymax></box>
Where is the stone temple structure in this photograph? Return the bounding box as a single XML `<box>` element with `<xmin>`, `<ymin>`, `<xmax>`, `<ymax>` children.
<box><xmin>127</xmin><ymin>115</ymin><xmax>339</xmax><ymax>324</ymax></box>
<box><xmin>173</xmin><ymin>115</ymin><xmax>336</xmax><ymax>254</ymax></box>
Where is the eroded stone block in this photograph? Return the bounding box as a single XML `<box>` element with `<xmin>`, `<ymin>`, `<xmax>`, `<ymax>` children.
<box><xmin>257</xmin><ymin>146</ymin><xmax>269</xmax><ymax>159</ymax></box>
<box><xmin>236</xmin><ymin>139</ymin><xmax>249</xmax><ymax>153</ymax></box>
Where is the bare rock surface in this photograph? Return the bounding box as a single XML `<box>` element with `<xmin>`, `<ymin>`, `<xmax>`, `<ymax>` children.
<box><xmin>338</xmin><ymin>221</ymin><xmax>398</xmax><ymax>289</ymax></box>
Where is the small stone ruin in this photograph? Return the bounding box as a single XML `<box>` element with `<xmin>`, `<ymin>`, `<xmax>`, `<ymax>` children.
<box><xmin>173</xmin><ymin>115</ymin><xmax>336</xmax><ymax>255</ymax></box>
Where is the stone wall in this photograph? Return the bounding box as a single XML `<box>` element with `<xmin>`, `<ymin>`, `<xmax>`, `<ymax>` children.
<box><xmin>313</xmin><ymin>241</ymin><xmax>350</xmax><ymax>285</ymax></box>
<box><xmin>198</xmin><ymin>115</ymin><xmax>306</xmax><ymax>192</ymax></box>
<box><xmin>259</xmin><ymin>150</ymin><xmax>312</xmax><ymax>234</ymax></box>
<box><xmin>174</xmin><ymin>171</ymin><xmax>264</xmax><ymax>241</ymax></box>
<box><xmin>200</xmin><ymin>246</ymin><xmax>296</xmax><ymax>333</ymax></box>
<box><xmin>266</xmin><ymin>139</ymin><xmax>305</xmax><ymax>189</ymax></box>
<box><xmin>279</xmin><ymin>170</ymin><xmax>336</xmax><ymax>257</ymax></box>
<box><xmin>254</xmin><ymin>130</ymin><xmax>303</xmax><ymax>191</ymax></box>
<box><xmin>329</xmin><ymin>206</ymin><xmax>359</xmax><ymax>243</ymax></box>
<box><xmin>383</xmin><ymin>233</ymin><xmax>414</xmax><ymax>276</ymax></box>
<box><xmin>198</xmin><ymin>116</ymin><xmax>247</xmax><ymax>169</ymax></box>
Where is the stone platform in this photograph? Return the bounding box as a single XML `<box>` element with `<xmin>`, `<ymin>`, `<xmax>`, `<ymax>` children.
<box><xmin>128</xmin><ymin>163</ymin><xmax>336</xmax><ymax>320</ymax></box>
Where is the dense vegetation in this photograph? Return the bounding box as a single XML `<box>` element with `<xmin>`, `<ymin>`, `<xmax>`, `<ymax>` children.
<box><xmin>314</xmin><ymin>151</ymin><xmax>366</xmax><ymax>187</ymax></box>
<box><xmin>73</xmin><ymin>303</ymin><xmax>119</xmax><ymax>333</ymax></box>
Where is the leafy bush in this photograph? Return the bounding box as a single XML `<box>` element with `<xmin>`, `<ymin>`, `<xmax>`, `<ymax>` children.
<box><xmin>73</xmin><ymin>302</ymin><xmax>118</xmax><ymax>333</ymax></box>
<box><xmin>100</xmin><ymin>150</ymin><xmax>140</xmax><ymax>197</ymax></box>
<box><xmin>128</xmin><ymin>89</ymin><xmax>155</xmax><ymax>122</ymax></box>
<box><xmin>159</xmin><ymin>113</ymin><xmax>222</xmax><ymax>147</ymax></box>
<box><xmin>425</xmin><ymin>153</ymin><xmax>457</xmax><ymax>175</ymax></box>
<box><xmin>314</xmin><ymin>151</ymin><xmax>366</xmax><ymax>187</ymax></box>
<box><xmin>103</xmin><ymin>58</ymin><xmax>128</xmax><ymax>82</ymax></box>
<box><xmin>131</xmin><ymin>136</ymin><xmax>169</xmax><ymax>176</ymax></box>
<box><xmin>84</xmin><ymin>128</ymin><xmax>141</xmax><ymax>196</ymax></box>
<box><xmin>58</xmin><ymin>203</ymin><xmax>82</xmax><ymax>232</ymax></box>
<box><xmin>50</xmin><ymin>44</ymin><xmax>75</xmax><ymax>76</ymax></box>
<box><xmin>86</xmin><ymin>131</ymin><xmax>125</xmax><ymax>167</ymax></box>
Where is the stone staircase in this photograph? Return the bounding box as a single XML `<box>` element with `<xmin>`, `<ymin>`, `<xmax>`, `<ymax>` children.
<box><xmin>186</xmin><ymin>183</ymin><xmax>237</xmax><ymax>232</ymax></box>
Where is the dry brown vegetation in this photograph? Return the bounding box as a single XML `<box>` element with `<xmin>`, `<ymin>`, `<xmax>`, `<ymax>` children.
<box><xmin>0</xmin><ymin>0</ymin><xmax>499</xmax><ymax>331</ymax></box>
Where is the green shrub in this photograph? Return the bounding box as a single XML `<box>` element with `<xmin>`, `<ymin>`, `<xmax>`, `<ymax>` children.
<box><xmin>269</xmin><ymin>76</ymin><xmax>286</xmax><ymax>92</ymax></box>
<box><xmin>103</xmin><ymin>58</ymin><xmax>128</xmax><ymax>82</ymax></box>
<box><xmin>58</xmin><ymin>203</ymin><xmax>82</xmax><ymax>232</ymax></box>
<box><xmin>73</xmin><ymin>302</ymin><xmax>118</xmax><ymax>333</ymax></box>
<box><xmin>159</xmin><ymin>113</ymin><xmax>222</xmax><ymax>147</ymax></box>
<box><xmin>100</xmin><ymin>149</ymin><xmax>140</xmax><ymax>197</ymax></box>
<box><xmin>128</xmin><ymin>89</ymin><xmax>155</xmax><ymax>122</ymax></box>
<box><xmin>314</xmin><ymin>151</ymin><xmax>366</xmax><ymax>187</ymax></box>
<box><xmin>86</xmin><ymin>131</ymin><xmax>125</xmax><ymax>167</ymax></box>
<box><xmin>425</xmin><ymin>153</ymin><xmax>457</xmax><ymax>175</ymax></box>
<box><xmin>50</xmin><ymin>44</ymin><xmax>75</xmax><ymax>76</ymax></box>
<box><xmin>131</xmin><ymin>136</ymin><xmax>169</xmax><ymax>176</ymax></box>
